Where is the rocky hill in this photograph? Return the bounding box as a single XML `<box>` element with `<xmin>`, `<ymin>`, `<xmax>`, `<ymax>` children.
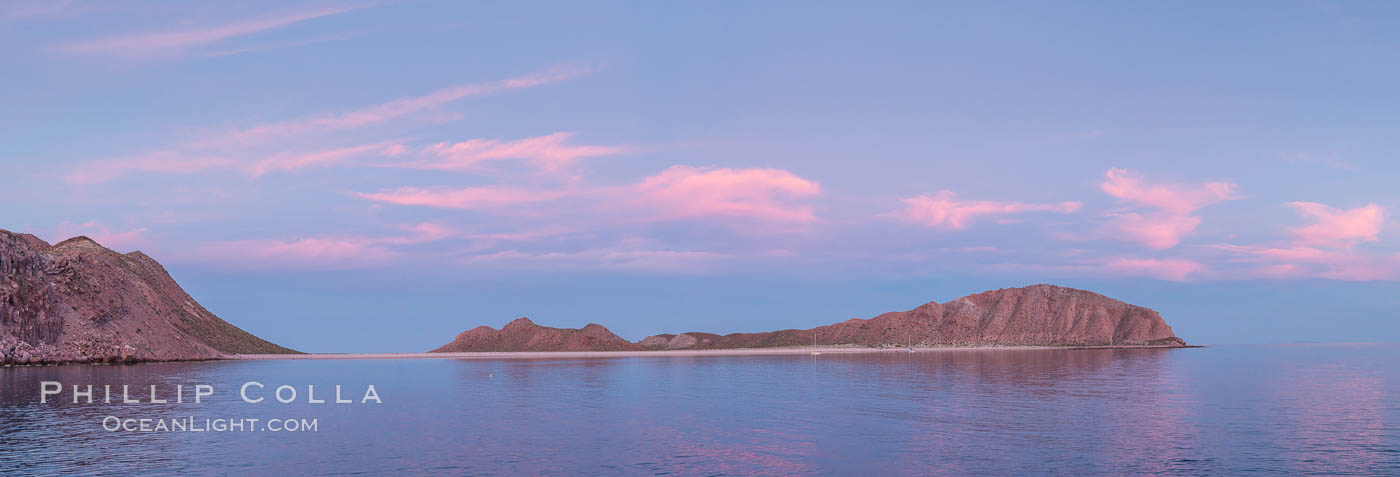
<box><xmin>431</xmin><ymin>317</ymin><xmax>642</xmax><ymax>352</ymax></box>
<box><xmin>639</xmin><ymin>284</ymin><xmax>1185</xmax><ymax>350</ymax></box>
<box><xmin>1</xmin><ymin>229</ymin><xmax>296</xmax><ymax>365</ymax></box>
<box><xmin>435</xmin><ymin>284</ymin><xmax>1186</xmax><ymax>352</ymax></box>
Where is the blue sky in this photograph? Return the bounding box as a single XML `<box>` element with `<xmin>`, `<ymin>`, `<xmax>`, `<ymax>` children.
<box><xmin>2</xmin><ymin>1</ymin><xmax>1397</xmax><ymax>351</ymax></box>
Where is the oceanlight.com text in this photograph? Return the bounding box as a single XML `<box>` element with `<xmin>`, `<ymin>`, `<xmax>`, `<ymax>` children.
<box><xmin>102</xmin><ymin>416</ymin><xmax>318</xmax><ymax>433</ymax></box>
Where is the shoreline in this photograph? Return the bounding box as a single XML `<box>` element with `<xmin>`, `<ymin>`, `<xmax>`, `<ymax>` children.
<box><xmin>230</xmin><ymin>344</ymin><xmax>1191</xmax><ymax>361</ymax></box>
<box><xmin>0</xmin><ymin>345</ymin><xmax>1198</xmax><ymax>367</ymax></box>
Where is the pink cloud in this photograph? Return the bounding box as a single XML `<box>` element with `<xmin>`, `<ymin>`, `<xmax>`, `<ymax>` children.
<box><xmin>357</xmin><ymin>186</ymin><xmax>566</xmax><ymax>210</ymax></box>
<box><xmin>1318</xmin><ymin>260</ymin><xmax>1399</xmax><ymax>281</ymax></box>
<box><xmin>55</xmin><ymin>5</ymin><xmax>368</xmax><ymax>56</ymax></box>
<box><xmin>1101</xmin><ymin>168</ymin><xmax>1240</xmax><ymax>212</ymax></box>
<box><xmin>1211</xmin><ymin>201</ymin><xmax>1393</xmax><ymax>281</ymax></box>
<box><xmin>250</xmin><ymin>142</ymin><xmax>405</xmax><ymax>177</ymax></box>
<box><xmin>1286</xmin><ymin>202</ymin><xmax>1384</xmax><ymax>248</ymax></box>
<box><xmin>1210</xmin><ymin>244</ymin><xmax>1342</xmax><ymax>263</ymax></box>
<box><xmin>180</xmin><ymin>222</ymin><xmax>482</xmax><ymax>269</ymax></box>
<box><xmin>198</xmin><ymin>65</ymin><xmax>592</xmax><ymax>148</ymax></box>
<box><xmin>633</xmin><ymin>166</ymin><xmax>822</xmax><ymax>223</ymax></box>
<box><xmin>1103</xmin><ymin>258</ymin><xmax>1206</xmax><ymax>282</ymax></box>
<box><xmin>173</xmin><ymin>222</ymin><xmax>615</xmax><ymax>271</ymax></box>
<box><xmin>415</xmin><ymin>132</ymin><xmax>627</xmax><ymax>172</ymax></box>
<box><xmin>1105</xmin><ymin>212</ymin><xmax>1202</xmax><ymax>250</ymax></box>
<box><xmin>71</xmin><ymin>142</ymin><xmax>405</xmax><ymax>182</ymax></box>
<box><xmin>192</xmin><ymin>237</ymin><xmax>400</xmax><ymax>269</ymax></box>
<box><xmin>1100</xmin><ymin>168</ymin><xmax>1242</xmax><ymax>249</ymax></box>
<box><xmin>887</xmin><ymin>190</ymin><xmax>1081</xmax><ymax>229</ymax></box>
<box><xmin>461</xmin><ymin>248</ymin><xmax>728</xmax><ymax>274</ymax></box>
<box><xmin>67</xmin><ymin>66</ymin><xmax>591</xmax><ymax>184</ymax></box>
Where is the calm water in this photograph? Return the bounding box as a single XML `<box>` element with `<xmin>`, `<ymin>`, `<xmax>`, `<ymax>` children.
<box><xmin>1</xmin><ymin>344</ymin><xmax>1397</xmax><ymax>475</ymax></box>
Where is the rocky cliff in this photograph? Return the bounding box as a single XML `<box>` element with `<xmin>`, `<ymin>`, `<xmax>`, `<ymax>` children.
<box><xmin>435</xmin><ymin>284</ymin><xmax>1186</xmax><ymax>352</ymax></box>
<box><xmin>1</xmin><ymin>229</ymin><xmax>296</xmax><ymax>365</ymax></box>
<box><xmin>639</xmin><ymin>284</ymin><xmax>1185</xmax><ymax>350</ymax></box>
<box><xmin>431</xmin><ymin>317</ymin><xmax>643</xmax><ymax>352</ymax></box>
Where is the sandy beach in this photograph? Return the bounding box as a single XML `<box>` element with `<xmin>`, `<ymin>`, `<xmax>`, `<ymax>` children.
<box><xmin>230</xmin><ymin>344</ymin><xmax>1187</xmax><ymax>361</ymax></box>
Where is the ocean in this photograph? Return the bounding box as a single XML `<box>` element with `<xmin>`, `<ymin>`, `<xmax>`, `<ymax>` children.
<box><xmin>2</xmin><ymin>344</ymin><xmax>1397</xmax><ymax>475</ymax></box>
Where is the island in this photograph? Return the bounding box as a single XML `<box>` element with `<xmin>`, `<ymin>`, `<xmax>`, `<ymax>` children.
<box><xmin>431</xmin><ymin>284</ymin><xmax>1187</xmax><ymax>352</ymax></box>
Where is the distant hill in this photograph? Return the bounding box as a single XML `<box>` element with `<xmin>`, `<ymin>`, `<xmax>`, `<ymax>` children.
<box><xmin>1</xmin><ymin>229</ymin><xmax>297</xmax><ymax>365</ymax></box>
<box><xmin>431</xmin><ymin>317</ymin><xmax>642</xmax><ymax>352</ymax></box>
<box><xmin>433</xmin><ymin>284</ymin><xmax>1186</xmax><ymax>352</ymax></box>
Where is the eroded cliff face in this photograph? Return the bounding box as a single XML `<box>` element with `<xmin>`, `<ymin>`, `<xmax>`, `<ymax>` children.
<box><xmin>637</xmin><ymin>284</ymin><xmax>1185</xmax><ymax>350</ymax></box>
<box><xmin>0</xmin><ymin>229</ymin><xmax>296</xmax><ymax>365</ymax></box>
<box><xmin>430</xmin><ymin>318</ymin><xmax>642</xmax><ymax>352</ymax></box>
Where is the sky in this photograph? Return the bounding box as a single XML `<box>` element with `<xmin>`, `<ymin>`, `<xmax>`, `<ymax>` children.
<box><xmin>2</xmin><ymin>1</ymin><xmax>1398</xmax><ymax>352</ymax></box>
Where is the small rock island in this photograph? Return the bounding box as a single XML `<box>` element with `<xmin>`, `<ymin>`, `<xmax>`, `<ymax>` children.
<box><xmin>431</xmin><ymin>284</ymin><xmax>1187</xmax><ymax>352</ymax></box>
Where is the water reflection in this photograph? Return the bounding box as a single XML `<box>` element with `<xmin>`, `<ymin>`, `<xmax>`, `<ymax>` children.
<box><xmin>1</xmin><ymin>345</ymin><xmax>1397</xmax><ymax>474</ymax></box>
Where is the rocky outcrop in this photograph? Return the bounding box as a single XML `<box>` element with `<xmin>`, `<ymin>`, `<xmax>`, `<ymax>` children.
<box><xmin>430</xmin><ymin>317</ymin><xmax>642</xmax><ymax>352</ymax></box>
<box><xmin>1</xmin><ymin>229</ymin><xmax>297</xmax><ymax>365</ymax></box>
<box><xmin>442</xmin><ymin>284</ymin><xmax>1187</xmax><ymax>352</ymax></box>
<box><xmin>640</xmin><ymin>284</ymin><xmax>1185</xmax><ymax>349</ymax></box>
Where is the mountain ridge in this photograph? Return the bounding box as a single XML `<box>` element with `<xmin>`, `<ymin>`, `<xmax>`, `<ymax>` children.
<box><xmin>432</xmin><ymin>284</ymin><xmax>1187</xmax><ymax>352</ymax></box>
<box><xmin>1</xmin><ymin>229</ymin><xmax>297</xmax><ymax>365</ymax></box>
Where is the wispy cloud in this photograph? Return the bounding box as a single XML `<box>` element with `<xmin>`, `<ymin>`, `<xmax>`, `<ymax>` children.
<box><xmin>885</xmin><ymin>190</ymin><xmax>1080</xmax><ymax>229</ymax></box>
<box><xmin>358</xmin><ymin>186</ymin><xmax>567</xmax><ymax>210</ymax></box>
<box><xmin>1212</xmin><ymin>201</ymin><xmax>1393</xmax><ymax>281</ymax></box>
<box><xmin>67</xmin><ymin>141</ymin><xmax>404</xmax><ymax>183</ymax></box>
<box><xmin>1103</xmin><ymin>258</ymin><xmax>1205</xmax><ymax>282</ymax></box>
<box><xmin>196</xmin><ymin>32</ymin><xmax>360</xmax><ymax>59</ymax></box>
<box><xmin>460</xmin><ymin>248</ymin><xmax>729</xmax><ymax>274</ymax></box>
<box><xmin>1100</xmin><ymin>168</ymin><xmax>1241</xmax><ymax>249</ymax></box>
<box><xmin>54</xmin><ymin>4</ymin><xmax>369</xmax><ymax>57</ymax></box>
<box><xmin>356</xmin><ymin>163</ymin><xmax>823</xmax><ymax>232</ymax></box>
<box><xmin>177</xmin><ymin>222</ymin><xmax>582</xmax><ymax>270</ymax></box>
<box><xmin>1286</xmin><ymin>202</ymin><xmax>1384</xmax><ymax>248</ymax></box>
<box><xmin>191</xmin><ymin>237</ymin><xmax>401</xmax><ymax>269</ymax></box>
<box><xmin>189</xmin><ymin>65</ymin><xmax>592</xmax><ymax>148</ymax></box>
<box><xmin>250</xmin><ymin>141</ymin><xmax>405</xmax><ymax>177</ymax></box>
<box><xmin>988</xmin><ymin>256</ymin><xmax>1209</xmax><ymax>282</ymax></box>
<box><xmin>182</xmin><ymin>222</ymin><xmax>455</xmax><ymax>269</ymax></box>
<box><xmin>66</xmin><ymin>65</ymin><xmax>593</xmax><ymax>184</ymax></box>
<box><xmin>632</xmin><ymin>166</ymin><xmax>822</xmax><ymax>223</ymax></box>
<box><xmin>411</xmin><ymin>132</ymin><xmax>628</xmax><ymax>173</ymax></box>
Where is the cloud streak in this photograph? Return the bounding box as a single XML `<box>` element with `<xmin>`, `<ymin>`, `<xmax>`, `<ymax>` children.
<box><xmin>250</xmin><ymin>141</ymin><xmax>405</xmax><ymax>177</ymax></box>
<box><xmin>191</xmin><ymin>65</ymin><xmax>592</xmax><ymax>149</ymax></box>
<box><xmin>54</xmin><ymin>4</ymin><xmax>369</xmax><ymax>57</ymax></box>
<box><xmin>1286</xmin><ymin>202</ymin><xmax>1384</xmax><ymax>248</ymax></box>
<box><xmin>413</xmin><ymin>132</ymin><xmax>628</xmax><ymax>173</ymax></box>
<box><xmin>66</xmin><ymin>65</ymin><xmax>592</xmax><ymax>184</ymax></box>
<box><xmin>1100</xmin><ymin>168</ymin><xmax>1241</xmax><ymax>249</ymax></box>
<box><xmin>358</xmin><ymin>186</ymin><xmax>567</xmax><ymax>210</ymax></box>
<box><xmin>1103</xmin><ymin>258</ymin><xmax>1205</xmax><ymax>282</ymax></box>
<box><xmin>633</xmin><ymin>166</ymin><xmax>822</xmax><ymax>223</ymax></box>
<box><xmin>1213</xmin><ymin>201</ymin><xmax>1392</xmax><ymax>281</ymax></box>
<box><xmin>886</xmin><ymin>190</ymin><xmax>1081</xmax><ymax>229</ymax></box>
